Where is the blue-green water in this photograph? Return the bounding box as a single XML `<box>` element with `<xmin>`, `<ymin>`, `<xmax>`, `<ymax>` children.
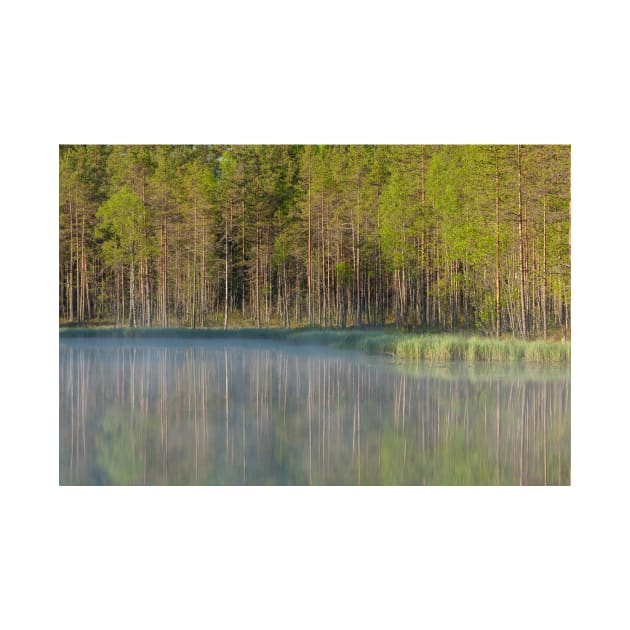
<box><xmin>59</xmin><ymin>338</ymin><xmax>570</xmax><ymax>485</ymax></box>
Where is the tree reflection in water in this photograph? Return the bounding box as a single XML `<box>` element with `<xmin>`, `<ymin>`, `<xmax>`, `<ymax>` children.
<box><xmin>60</xmin><ymin>339</ymin><xmax>570</xmax><ymax>485</ymax></box>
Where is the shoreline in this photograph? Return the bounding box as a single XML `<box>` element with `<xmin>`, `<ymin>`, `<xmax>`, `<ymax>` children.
<box><xmin>59</xmin><ymin>326</ymin><xmax>570</xmax><ymax>364</ymax></box>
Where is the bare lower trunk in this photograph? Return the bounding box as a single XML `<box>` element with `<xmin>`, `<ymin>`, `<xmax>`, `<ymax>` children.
<box><xmin>192</xmin><ymin>200</ymin><xmax>198</xmax><ymax>328</ymax></box>
<box><xmin>517</xmin><ymin>145</ymin><xmax>527</xmax><ymax>338</ymax></box>
<box><xmin>542</xmin><ymin>196</ymin><xmax>548</xmax><ymax>339</ymax></box>
<box><xmin>495</xmin><ymin>146</ymin><xmax>501</xmax><ymax>338</ymax></box>
<box><xmin>129</xmin><ymin>261</ymin><xmax>137</xmax><ymax>327</ymax></box>
<box><xmin>224</xmin><ymin>212</ymin><xmax>229</xmax><ymax>330</ymax></box>
<box><xmin>307</xmin><ymin>164</ymin><xmax>313</xmax><ymax>326</ymax></box>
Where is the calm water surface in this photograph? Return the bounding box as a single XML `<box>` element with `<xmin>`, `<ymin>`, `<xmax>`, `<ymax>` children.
<box><xmin>59</xmin><ymin>338</ymin><xmax>570</xmax><ymax>485</ymax></box>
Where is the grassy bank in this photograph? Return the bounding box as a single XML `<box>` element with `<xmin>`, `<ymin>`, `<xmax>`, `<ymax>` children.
<box><xmin>59</xmin><ymin>326</ymin><xmax>570</xmax><ymax>364</ymax></box>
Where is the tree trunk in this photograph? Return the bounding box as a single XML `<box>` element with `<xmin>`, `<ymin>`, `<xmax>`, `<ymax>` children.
<box><xmin>255</xmin><ymin>224</ymin><xmax>261</xmax><ymax>328</ymax></box>
<box><xmin>241</xmin><ymin>195</ymin><xmax>246</xmax><ymax>320</ymax></box>
<box><xmin>224</xmin><ymin>206</ymin><xmax>230</xmax><ymax>330</ymax></box>
<box><xmin>160</xmin><ymin>195</ymin><xmax>168</xmax><ymax>328</ymax></box>
<box><xmin>307</xmin><ymin>163</ymin><xmax>313</xmax><ymax>326</ymax></box>
<box><xmin>192</xmin><ymin>199</ymin><xmax>198</xmax><ymax>328</ymax></box>
<box><xmin>517</xmin><ymin>145</ymin><xmax>528</xmax><ymax>338</ymax></box>
<box><xmin>80</xmin><ymin>207</ymin><xmax>87</xmax><ymax>322</ymax></box>
<box><xmin>542</xmin><ymin>195</ymin><xmax>548</xmax><ymax>339</ymax></box>
<box><xmin>495</xmin><ymin>146</ymin><xmax>502</xmax><ymax>338</ymax></box>
<box><xmin>68</xmin><ymin>198</ymin><xmax>74</xmax><ymax>322</ymax></box>
<box><xmin>129</xmin><ymin>261</ymin><xmax>137</xmax><ymax>327</ymax></box>
<box><xmin>201</xmin><ymin>213</ymin><xmax>206</xmax><ymax>328</ymax></box>
<box><xmin>355</xmin><ymin>186</ymin><xmax>362</xmax><ymax>326</ymax></box>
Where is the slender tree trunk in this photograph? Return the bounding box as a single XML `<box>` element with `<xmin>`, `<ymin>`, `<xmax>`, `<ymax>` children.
<box><xmin>74</xmin><ymin>201</ymin><xmax>80</xmax><ymax>324</ymax></box>
<box><xmin>283</xmin><ymin>263</ymin><xmax>289</xmax><ymax>327</ymax></box>
<box><xmin>224</xmin><ymin>205</ymin><xmax>230</xmax><ymax>330</ymax></box>
<box><xmin>376</xmin><ymin>194</ymin><xmax>383</xmax><ymax>325</ymax></box>
<box><xmin>115</xmin><ymin>266</ymin><xmax>119</xmax><ymax>325</ymax></box>
<box><xmin>517</xmin><ymin>144</ymin><xmax>528</xmax><ymax>338</ymax></box>
<box><xmin>241</xmin><ymin>195</ymin><xmax>246</xmax><ymax>320</ymax></box>
<box><xmin>79</xmin><ymin>207</ymin><xmax>86</xmax><ymax>322</ymax></box>
<box><xmin>295</xmin><ymin>270</ymin><xmax>301</xmax><ymax>324</ymax></box>
<box><xmin>255</xmin><ymin>223</ymin><xmax>261</xmax><ymax>328</ymax></box>
<box><xmin>307</xmin><ymin>163</ymin><xmax>313</xmax><ymax>326</ymax></box>
<box><xmin>542</xmin><ymin>195</ymin><xmax>548</xmax><ymax>339</ymax></box>
<box><xmin>320</xmin><ymin>201</ymin><xmax>325</xmax><ymax>326</ymax></box>
<box><xmin>129</xmin><ymin>261</ymin><xmax>137</xmax><ymax>327</ymax></box>
<box><xmin>201</xmin><ymin>214</ymin><xmax>206</xmax><ymax>328</ymax></box>
<box><xmin>145</xmin><ymin>258</ymin><xmax>150</xmax><ymax>326</ymax></box>
<box><xmin>355</xmin><ymin>186</ymin><xmax>362</xmax><ymax>326</ymax></box>
<box><xmin>160</xmin><ymin>195</ymin><xmax>168</xmax><ymax>328</ymax></box>
<box><xmin>192</xmin><ymin>199</ymin><xmax>198</xmax><ymax>328</ymax></box>
<box><xmin>326</xmin><ymin>208</ymin><xmax>331</xmax><ymax>326</ymax></box>
<box><xmin>68</xmin><ymin>198</ymin><xmax>74</xmax><ymax>322</ymax></box>
<box><xmin>175</xmin><ymin>224</ymin><xmax>180</xmax><ymax>326</ymax></box>
<box><xmin>495</xmin><ymin>146</ymin><xmax>502</xmax><ymax>338</ymax></box>
<box><xmin>139</xmin><ymin>259</ymin><xmax>145</xmax><ymax>325</ymax></box>
<box><xmin>68</xmin><ymin>199</ymin><xmax>74</xmax><ymax>321</ymax></box>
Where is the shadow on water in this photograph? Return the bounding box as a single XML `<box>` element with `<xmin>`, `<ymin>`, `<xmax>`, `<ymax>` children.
<box><xmin>59</xmin><ymin>338</ymin><xmax>570</xmax><ymax>485</ymax></box>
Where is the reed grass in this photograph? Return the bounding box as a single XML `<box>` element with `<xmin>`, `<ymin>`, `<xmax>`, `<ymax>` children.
<box><xmin>391</xmin><ymin>334</ymin><xmax>570</xmax><ymax>363</ymax></box>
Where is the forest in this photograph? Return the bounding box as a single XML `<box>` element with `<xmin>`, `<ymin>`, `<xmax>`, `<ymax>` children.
<box><xmin>59</xmin><ymin>145</ymin><xmax>570</xmax><ymax>339</ymax></box>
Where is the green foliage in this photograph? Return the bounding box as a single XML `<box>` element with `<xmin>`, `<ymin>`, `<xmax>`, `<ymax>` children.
<box><xmin>379</xmin><ymin>171</ymin><xmax>418</xmax><ymax>270</ymax></box>
<box><xmin>272</xmin><ymin>230</ymin><xmax>293</xmax><ymax>267</ymax></box>
<box><xmin>60</xmin><ymin>145</ymin><xmax>571</xmax><ymax>337</ymax></box>
<box><xmin>335</xmin><ymin>261</ymin><xmax>352</xmax><ymax>284</ymax></box>
<box><xmin>427</xmin><ymin>146</ymin><xmax>492</xmax><ymax>264</ymax></box>
<box><xmin>96</xmin><ymin>186</ymin><xmax>153</xmax><ymax>267</ymax></box>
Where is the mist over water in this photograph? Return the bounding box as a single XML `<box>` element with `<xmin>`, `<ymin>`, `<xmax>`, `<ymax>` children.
<box><xmin>59</xmin><ymin>338</ymin><xmax>570</xmax><ymax>485</ymax></box>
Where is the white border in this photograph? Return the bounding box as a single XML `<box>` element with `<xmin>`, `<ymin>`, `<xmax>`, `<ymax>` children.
<box><xmin>3</xmin><ymin>1</ymin><xmax>628</xmax><ymax>629</ymax></box>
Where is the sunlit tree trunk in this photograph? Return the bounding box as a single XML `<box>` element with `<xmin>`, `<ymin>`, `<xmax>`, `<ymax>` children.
<box><xmin>129</xmin><ymin>261</ymin><xmax>137</xmax><ymax>327</ymax></box>
<box><xmin>80</xmin><ymin>207</ymin><xmax>89</xmax><ymax>322</ymax></box>
<box><xmin>224</xmin><ymin>205</ymin><xmax>230</xmax><ymax>330</ymax></box>
<box><xmin>355</xmin><ymin>185</ymin><xmax>362</xmax><ymax>326</ymax></box>
<box><xmin>307</xmin><ymin>159</ymin><xmax>313</xmax><ymax>326</ymax></box>
<box><xmin>200</xmin><ymin>214</ymin><xmax>206</xmax><ymax>328</ymax></box>
<box><xmin>495</xmin><ymin>146</ymin><xmax>502</xmax><ymax>338</ymax></box>
<box><xmin>517</xmin><ymin>144</ymin><xmax>528</xmax><ymax>338</ymax></box>
<box><xmin>542</xmin><ymin>195</ymin><xmax>548</xmax><ymax>339</ymax></box>
<box><xmin>160</xmin><ymin>194</ymin><xmax>168</xmax><ymax>327</ymax></box>
<box><xmin>192</xmin><ymin>198</ymin><xmax>198</xmax><ymax>328</ymax></box>
<box><xmin>255</xmin><ymin>222</ymin><xmax>261</xmax><ymax>328</ymax></box>
<box><xmin>241</xmin><ymin>194</ymin><xmax>246</xmax><ymax>320</ymax></box>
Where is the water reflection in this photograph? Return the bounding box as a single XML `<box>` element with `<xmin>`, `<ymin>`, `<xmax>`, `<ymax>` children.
<box><xmin>59</xmin><ymin>339</ymin><xmax>570</xmax><ymax>485</ymax></box>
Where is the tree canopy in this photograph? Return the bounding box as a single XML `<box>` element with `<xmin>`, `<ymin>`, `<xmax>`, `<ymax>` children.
<box><xmin>59</xmin><ymin>144</ymin><xmax>571</xmax><ymax>338</ymax></box>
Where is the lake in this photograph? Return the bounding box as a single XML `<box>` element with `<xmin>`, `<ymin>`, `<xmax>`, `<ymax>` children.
<box><xmin>59</xmin><ymin>337</ymin><xmax>570</xmax><ymax>485</ymax></box>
